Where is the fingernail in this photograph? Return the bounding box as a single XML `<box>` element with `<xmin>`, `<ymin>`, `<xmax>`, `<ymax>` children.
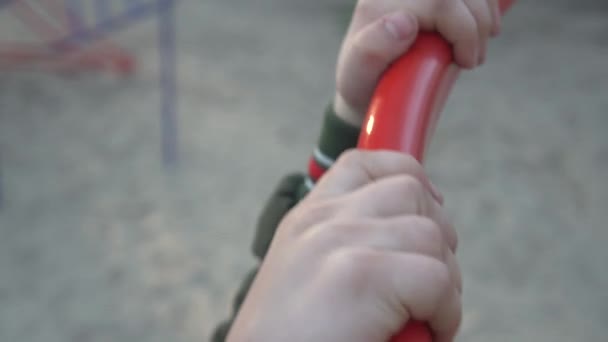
<box><xmin>429</xmin><ymin>181</ymin><xmax>444</xmax><ymax>205</ymax></box>
<box><xmin>383</xmin><ymin>12</ymin><xmax>415</xmax><ymax>41</ymax></box>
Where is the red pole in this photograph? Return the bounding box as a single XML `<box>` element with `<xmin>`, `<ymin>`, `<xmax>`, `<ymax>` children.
<box><xmin>357</xmin><ymin>1</ymin><xmax>515</xmax><ymax>341</ymax></box>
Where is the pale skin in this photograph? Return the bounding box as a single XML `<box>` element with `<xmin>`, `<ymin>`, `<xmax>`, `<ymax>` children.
<box><xmin>335</xmin><ymin>0</ymin><xmax>502</xmax><ymax>126</ymax></box>
<box><xmin>228</xmin><ymin>0</ymin><xmax>501</xmax><ymax>341</ymax></box>
<box><xmin>228</xmin><ymin>151</ymin><xmax>460</xmax><ymax>342</ymax></box>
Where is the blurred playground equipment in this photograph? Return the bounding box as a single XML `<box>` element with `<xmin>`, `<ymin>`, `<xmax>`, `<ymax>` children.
<box><xmin>0</xmin><ymin>0</ymin><xmax>179</xmax><ymax>165</ymax></box>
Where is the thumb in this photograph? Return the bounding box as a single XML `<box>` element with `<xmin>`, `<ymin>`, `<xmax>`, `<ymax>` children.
<box><xmin>336</xmin><ymin>11</ymin><xmax>419</xmax><ymax>119</ymax></box>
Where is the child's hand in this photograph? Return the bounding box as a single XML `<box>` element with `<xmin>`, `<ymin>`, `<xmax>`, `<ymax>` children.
<box><xmin>227</xmin><ymin>150</ymin><xmax>461</xmax><ymax>342</ymax></box>
<box><xmin>335</xmin><ymin>0</ymin><xmax>501</xmax><ymax>125</ymax></box>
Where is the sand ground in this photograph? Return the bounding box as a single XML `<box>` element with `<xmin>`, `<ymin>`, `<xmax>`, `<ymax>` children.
<box><xmin>0</xmin><ymin>0</ymin><xmax>607</xmax><ymax>341</ymax></box>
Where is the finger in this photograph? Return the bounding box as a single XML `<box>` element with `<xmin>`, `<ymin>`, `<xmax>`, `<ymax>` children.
<box><xmin>464</xmin><ymin>0</ymin><xmax>494</xmax><ymax>39</ymax></box>
<box><xmin>435</xmin><ymin>0</ymin><xmax>479</xmax><ymax>69</ymax></box>
<box><xmin>325</xmin><ymin>249</ymin><xmax>457</xmax><ymax>339</ymax></box>
<box><xmin>430</xmin><ymin>287</ymin><xmax>463</xmax><ymax>342</ymax></box>
<box><xmin>339</xmin><ymin>174</ymin><xmax>457</xmax><ymax>251</ymax></box>
<box><xmin>463</xmin><ymin>0</ymin><xmax>494</xmax><ymax>65</ymax></box>
<box><xmin>446</xmin><ymin>250</ymin><xmax>462</xmax><ymax>294</ymax></box>
<box><xmin>336</xmin><ymin>10</ymin><xmax>419</xmax><ymax>115</ymax></box>
<box><xmin>346</xmin><ymin>0</ymin><xmax>439</xmax><ymax>37</ymax></box>
<box><xmin>349</xmin><ymin>0</ymin><xmax>480</xmax><ymax>68</ymax></box>
<box><xmin>488</xmin><ymin>0</ymin><xmax>502</xmax><ymax>36</ymax></box>
<box><xmin>308</xmin><ymin>150</ymin><xmax>443</xmax><ymax>203</ymax></box>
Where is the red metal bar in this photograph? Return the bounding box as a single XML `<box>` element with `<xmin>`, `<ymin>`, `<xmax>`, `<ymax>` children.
<box><xmin>357</xmin><ymin>1</ymin><xmax>515</xmax><ymax>341</ymax></box>
<box><xmin>0</xmin><ymin>42</ymin><xmax>128</xmax><ymax>73</ymax></box>
<box><xmin>4</xmin><ymin>0</ymin><xmax>135</xmax><ymax>74</ymax></box>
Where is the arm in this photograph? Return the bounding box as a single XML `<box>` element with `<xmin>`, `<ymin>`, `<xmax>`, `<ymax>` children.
<box><xmin>211</xmin><ymin>104</ymin><xmax>361</xmax><ymax>342</ymax></box>
<box><xmin>213</xmin><ymin>0</ymin><xmax>500</xmax><ymax>339</ymax></box>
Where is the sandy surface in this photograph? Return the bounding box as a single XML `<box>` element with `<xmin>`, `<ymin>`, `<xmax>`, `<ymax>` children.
<box><xmin>0</xmin><ymin>0</ymin><xmax>607</xmax><ymax>341</ymax></box>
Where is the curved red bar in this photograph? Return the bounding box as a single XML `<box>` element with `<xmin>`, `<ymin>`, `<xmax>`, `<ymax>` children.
<box><xmin>357</xmin><ymin>32</ymin><xmax>453</xmax><ymax>162</ymax></box>
<box><xmin>359</xmin><ymin>0</ymin><xmax>515</xmax><ymax>160</ymax></box>
<box><xmin>357</xmin><ymin>1</ymin><xmax>515</xmax><ymax>341</ymax></box>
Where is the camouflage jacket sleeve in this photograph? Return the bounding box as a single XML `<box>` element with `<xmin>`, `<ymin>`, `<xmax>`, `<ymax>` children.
<box><xmin>211</xmin><ymin>104</ymin><xmax>361</xmax><ymax>342</ymax></box>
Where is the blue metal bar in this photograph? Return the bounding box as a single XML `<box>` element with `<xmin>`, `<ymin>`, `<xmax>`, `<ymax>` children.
<box><xmin>94</xmin><ymin>0</ymin><xmax>110</xmax><ymax>26</ymax></box>
<box><xmin>0</xmin><ymin>0</ymin><xmax>180</xmax><ymax>203</ymax></box>
<box><xmin>64</xmin><ymin>0</ymin><xmax>85</xmax><ymax>40</ymax></box>
<box><xmin>53</xmin><ymin>0</ymin><xmax>175</xmax><ymax>48</ymax></box>
<box><xmin>0</xmin><ymin>0</ymin><xmax>16</xmax><ymax>9</ymax></box>
<box><xmin>50</xmin><ymin>0</ymin><xmax>179</xmax><ymax>166</ymax></box>
<box><xmin>158</xmin><ymin>0</ymin><xmax>178</xmax><ymax>166</ymax></box>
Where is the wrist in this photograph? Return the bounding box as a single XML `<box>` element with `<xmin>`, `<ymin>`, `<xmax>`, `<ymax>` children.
<box><xmin>333</xmin><ymin>93</ymin><xmax>365</xmax><ymax>127</ymax></box>
<box><xmin>296</xmin><ymin>103</ymin><xmax>362</xmax><ymax>199</ymax></box>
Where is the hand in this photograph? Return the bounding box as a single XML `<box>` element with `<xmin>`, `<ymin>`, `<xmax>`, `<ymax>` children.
<box><xmin>227</xmin><ymin>150</ymin><xmax>461</xmax><ymax>342</ymax></box>
<box><xmin>335</xmin><ymin>0</ymin><xmax>501</xmax><ymax>125</ymax></box>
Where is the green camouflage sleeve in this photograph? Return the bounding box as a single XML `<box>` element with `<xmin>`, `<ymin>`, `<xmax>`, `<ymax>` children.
<box><xmin>211</xmin><ymin>105</ymin><xmax>361</xmax><ymax>341</ymax></box>
<box><xmin>211</xmin><ymin>174</ymin><xmax>305</xmax><ymax>342</ymax></box>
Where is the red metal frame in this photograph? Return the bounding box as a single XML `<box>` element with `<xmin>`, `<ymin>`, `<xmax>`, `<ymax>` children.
<box><xmin>357</xmin><ymin>1</ymin><xmax>516</xmax><ymax>341</ymax></box>
<box><xmin>0</xmin><ymin>0</ymin><xmax>135</xmax><ymax>74</ymax></box>
<box><xmin>0</xmin><ymin>0</ymin><xmax>178</xmax><ymax>166</ymax></box>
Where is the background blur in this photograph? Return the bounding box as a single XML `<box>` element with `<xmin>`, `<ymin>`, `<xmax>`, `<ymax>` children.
<box><xmin>0</xmin><ymin>0</ymin><xmax>607</xmax><ymax>341</ymax></box>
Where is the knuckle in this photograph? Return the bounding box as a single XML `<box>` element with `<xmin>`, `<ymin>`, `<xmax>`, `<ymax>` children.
<box><xmin>394</xmin><ymin>175</ymin><xmax>425</xmax><ymax>198</ymax></box>
<box><xmin>437</xmin><ymin>6</ymin><xmax>477</xmax><ymax>40</ymax></box>
<box><xmin>417</xmin><ymin>257</ymin><xmax>452</xmax><ymax>300</ymax></box>
<box><xmin>473</xmin><ymin>8</ymin><xmax>493</xmax><ymax>34</ymax></box>
<box><xmin>398</xmin><ymin>153</ymin><xmax>420</xmax><ymax>168</ymax></box>
<box><xmin>354</xmin><ymin>0</ymin><xmax>382</xmax><ymax>21</ymax></box>
<box><xmin>460</xmin><ymin>18</ymin><xmax>479</xmax><ymax>39</ymax></box>
<box><xmin>335</xmin><ymin>149</ymin><xmax>362</xmax><ymax>169</ymax></box>
<box><xmin>480</xmin><ymin>8</ymin><xmax>493</xmax><ymax>26</ymax></box>
<box><xmin>325</xmin><ymin>248</ymin><xmax>377</xmax><ymax>284</ymax></box>
<box><xmin>395</xmin><ymin>153</ymin><xmax>424</xmax><ymax>176</ymax></box>
<box><xmin>412</xmin><ymin>217</ymin><xmax>445</xmax><ymax>252</ymax></box>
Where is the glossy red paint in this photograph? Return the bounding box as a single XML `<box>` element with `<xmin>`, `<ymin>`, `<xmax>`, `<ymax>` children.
<box><xmin>358</xmin><ymin>1</ymin><xmax>516</xmax><ymax>341</ymax></box>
